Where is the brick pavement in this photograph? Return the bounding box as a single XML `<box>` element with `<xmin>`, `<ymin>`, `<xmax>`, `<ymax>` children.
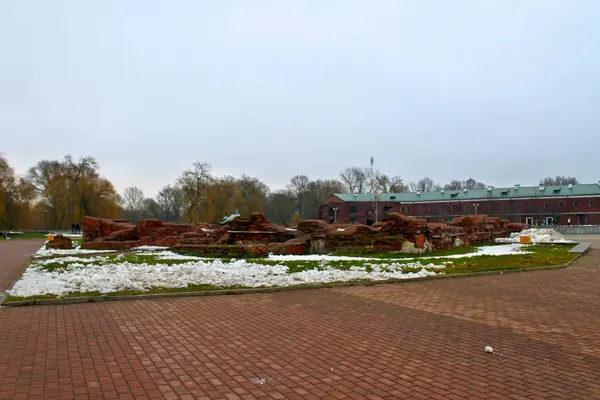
<box><xmin>0</xmin><ymin>239</ymin><xmax>45</xmax><ymax>293</ymax></box>
<box><xmin>0</xmin><ymin>247</ymin><xmax>599</xmax><ymax>399</ymax></box>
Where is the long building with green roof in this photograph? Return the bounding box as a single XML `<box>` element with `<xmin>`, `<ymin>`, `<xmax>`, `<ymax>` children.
<box><xmin>318</xmin><ymin>183</ymin><xmax>600</xmax><ymax>226</ymax></box>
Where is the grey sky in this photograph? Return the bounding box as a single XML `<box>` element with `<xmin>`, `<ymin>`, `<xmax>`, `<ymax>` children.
<box><xmin>2</xmin><ymin>0</ymin><xmax>599</xmax><ymax>197</ymax></box>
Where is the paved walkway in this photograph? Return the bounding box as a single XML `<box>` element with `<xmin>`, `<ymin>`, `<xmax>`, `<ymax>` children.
<box><xmin>0</xmin><ymin>246</ymin><xmax>599</xmax><ymax>399</ymax></box>
<box><xmin>565</xmin><ymin>234</ymin><xmax>600</xmax><ymax>249</ymax></box>
<box><xmin>0</xmin><ymin>239</ymin><xmax>44</xmax><ymax>295</ymax></box>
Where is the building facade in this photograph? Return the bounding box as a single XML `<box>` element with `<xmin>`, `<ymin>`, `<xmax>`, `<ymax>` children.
<box><xmin>318</xmin><ymin>183</ymin><xmax>600</xmax><ymax>226</ymax></box>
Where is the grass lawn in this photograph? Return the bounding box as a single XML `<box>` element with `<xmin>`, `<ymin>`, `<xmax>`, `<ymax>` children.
<box><xmin>3</xmin><ymin>244</ymin><xmax>579</xmax><ymax>303</ymax></box>
<box><xmin>332</xmin><ymin>245</ymin><xmax>480</xmax><ymax>259</ymax></box>
<box><xmin>440</xmin><ymin>244</ymin><xmax>577</xmax><ymax>274</ymax></box>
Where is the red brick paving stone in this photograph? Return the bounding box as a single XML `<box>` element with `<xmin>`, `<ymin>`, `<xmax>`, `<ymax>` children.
<box><xmin>0</xmin><ymin>239</ymin><xmax>45</xmax><ymax>292</ymax></box>
<box><xmin>0</xmin><ymin>253</ymin><xmax>600</xmax><ymax>398</ymax></box>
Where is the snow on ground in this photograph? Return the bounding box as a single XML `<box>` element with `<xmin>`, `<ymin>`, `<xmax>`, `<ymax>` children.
<box><xmin>495</xmin><ymin>229</ymin><xmax>576</xmax><ymax>244</ymax></box>
<box><xmin>267</xmin><ymin>244</ymin><xmax>531</xmax><ymax>262</ymax></box>
<box><xmin>34</xmin><ymin>256</ymin><xmax>108</xmax><ymax>265</ymax></box>
<box><xmin>147</xmin><ymin>251</ymin><xmax>210</xmax><ymax>261</ymax></box>
<box><xmin>49</xmin><ymin>233</ymin><xmax>83</xmax><ymax>238</ymax></box>
<box><xmin>132</xmin><ymin>245</ymin><xmax>170</xmax><ymax>251</ymax></box>
<box><xmin>33</xmin><ymin>244</ymin><xmax>114</xmax><ymax>258</ymax></box>
<box><xmin>8</xmin><ymin>259</ymin><xmax>444</xmax><ymax>297</ymax></box>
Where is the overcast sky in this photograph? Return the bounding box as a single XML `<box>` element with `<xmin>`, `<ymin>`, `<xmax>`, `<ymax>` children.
<box><xmin>2</xmin><ymin>0</ymin><xmax>599</xmax><ymax>197</ymax></box>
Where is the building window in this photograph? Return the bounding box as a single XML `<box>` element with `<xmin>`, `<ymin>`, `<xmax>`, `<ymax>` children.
<box><xmin>574</xmin><ymin>201</ymin><xmax>579</xmax><ymax>208</ymax></box>
<box><xmin>349</xmin><ymin>217</ymin><xmax>356</xmax><ymax>223</ymax></box>
<box><xmin>590</xmin><ymin>200</ymin><xmax>594</xmax><ymax>208</ymax></box>
<box><xmin>349</xmin><ymin>206</ymin><xmax>357</xmax><ymax>214</ymax></box>
<box><xmin>516</xmin><ymin>203</ymin><xmax>520</xmax><ymax>210</ymax></box>
<box><xmin>544</xmin><ymin>202</ymin><xmax>548</xmax><ymax>209</ymax></box>
<box><xmin>383</xmin><ymin>206</ymin><xmax>392</xmax><ymax>216</ymax></box>
<box><xmin>401</xmin><ymin>206</ymin><xmax>405</xmax><ymax>212</ymax></box>
<box><xmin>418</xmin><ymin>206</ymin><xmax>423</xmax><ymax>213</ymax></box>
<box><xmin>440</xmin><ymin>205</ymin><xmax>444</xmax><ymax>212</ymax></box>
<box><xmin>329</xmin><ymin>208</ymin><xmax>334</xmax><ymax>217</ymax></box>
<box><xmin>451</xmin><ymin>205</ymin><xmax>455</xmax><ymax>211</ymax></box>
<box><xmin>407</xmin><ymin>207</ymin><xmax>411</xmax><ymax>213</ymax></box>
<box><xmin>559</xmin><ymin>202</ymin><xmax>564</xmax><ymax>208</ymax></box>
<box><xmin>427</xmin><ymin>206</ymin><xmax>431</xmax><ymax>212</ymax></box>
<box><xmin>529</xmin><ymin>203</ymin><xmax>533</xmax><ymax>210</ymax></box>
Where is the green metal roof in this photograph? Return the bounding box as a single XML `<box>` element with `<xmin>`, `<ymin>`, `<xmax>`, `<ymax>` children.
<box><xmin>333</xmin><ymin>183</ymin><xmax>600</xmax><ymax>203</ymax></box>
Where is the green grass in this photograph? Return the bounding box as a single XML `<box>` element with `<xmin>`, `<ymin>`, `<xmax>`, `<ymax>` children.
<box><xmin>4</xmin><ymin>244</ymin><xmax>579</xmax><ymax>303</ymax></box>
<box><xmin>332</xmin><ymin>246</ymin><xmax>479</xmax><ymax>259</ymax></box>
<box><xmin>436</xmin><ymin>244</ymin><xmax>577</xmax><ymax>274</ymax></box>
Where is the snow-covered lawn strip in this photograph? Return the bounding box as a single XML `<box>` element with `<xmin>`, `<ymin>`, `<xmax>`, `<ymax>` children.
<box><xmin>132</xmin><ymin>245</ymin><xmax>170</xmax><ymax>251</ymax></box>
<box><xmin>7</xmin><ymin>259</ymin><xmax>445</xmax><ymax>298</ymax></box>
<box><xmin>34</xmin><ymin>246</ymin><xmax>114</xmax><ymax>258</ymax></box>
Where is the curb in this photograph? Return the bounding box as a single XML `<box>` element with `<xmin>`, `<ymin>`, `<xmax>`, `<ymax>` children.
<box><xmin>2</xmin><ymin>247</ymin><xmax>590</xmax><ymax>308</ymax></box>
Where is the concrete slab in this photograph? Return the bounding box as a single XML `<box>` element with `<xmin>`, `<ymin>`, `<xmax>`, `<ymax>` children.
<box><xmin>569</xmin><ymin>242</ymin><xmax>592</xmax><ymax>253</ymax></box>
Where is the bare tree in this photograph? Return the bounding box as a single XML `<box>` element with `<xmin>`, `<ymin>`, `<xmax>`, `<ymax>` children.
<box><xmin>157</xmin><ymin>184</ymin><xmax>183</xmax><ymax>222</ymax></box>
<box><xmin>340</xmin><ymin>166</ymin><xmax>373</xmax><ymax>193</ymax></box>
<box><xmin>409</xmin><ymin>177</ymin><xmax>440</xmax><ymax>192</ymax></box>
<box><xmin>464</xmin><ymin>178</ymin><xmax>486</xmax><ymax>189</ymax></box>
<box><xmin>287</xmin><ymin>175</ymin><xmax>310</xmax><ymax>215</ymax></box>
<box><xmin>375</xmin><ymin>174</ymin><xmax>408</xmax><ymax>193</ymax></box>
<box><xmin>122</xmin><ymin>186</ymin><xmax>145</xmax><ymax>218</ymax></box>
<box><xmin>444</xmin><ymin>180</ymin><xmax>464</xmax><ymax>190</ymax></box>
<box><xmin>141</xmin><ymin>198</ymin><xmax>161</xmax><ymax>219</ymax></box>
<box><xmin>265</xmin><ymin>189</ymin><xmax>297</xmax><ymax>225</ymax></box>
<box><xmin>542</xmin><ymin>176</ymin><xmax>578</xmax><ymax>186</ymax></box>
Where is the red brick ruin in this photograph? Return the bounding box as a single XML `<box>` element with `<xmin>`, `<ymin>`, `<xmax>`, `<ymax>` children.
<box><xmin>81</xmin><ymin>213</ymin><xmax>527</xmax><ymax>256</ymax></box>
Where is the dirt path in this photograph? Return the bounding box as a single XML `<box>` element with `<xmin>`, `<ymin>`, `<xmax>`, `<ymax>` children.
<box><xmin>0</xmin><ymin>239</ymin><xmax>44</xmax><ymax>297</ymax></box>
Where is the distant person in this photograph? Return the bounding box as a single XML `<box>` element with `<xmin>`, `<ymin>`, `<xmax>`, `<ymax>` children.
<box><xmin>2</xmin><ymin>231</ymin><xmax>7</xmax><ymax>240</ymax></box>
<box><xmin>76</xmin><ymin>223</ymin><xmax>81</xmax><ymax>234</ymax></box>
<box><xmin>72</xmin><ymin>223</ymin><xmax>76</xmax><ymax>234</ymax></box>
<box><xmin>567</xmin><ymin>217</ymin><xmax>571</xmax><ymax>226</ymax></box>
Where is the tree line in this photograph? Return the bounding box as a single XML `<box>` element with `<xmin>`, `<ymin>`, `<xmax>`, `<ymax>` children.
<box><xmin>0</xmin><ymin>153</ymin><xmax>580</xmax><ymax>229</ymax></box>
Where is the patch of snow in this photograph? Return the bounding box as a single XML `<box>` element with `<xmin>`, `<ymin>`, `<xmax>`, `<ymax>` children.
<box><xmin>285</xmin><ymin>228</ymin><xmax>297</xmax><ymax>231</ymax></box>
<box><xmin>133</xmin><ymin>245</ymin><xmax>170</xmax><ymax>251</ymax></box>
<box><xmin>495</xmin><ymin>228</ymin><xmax>576</xmax><ymax>244</ymax></box>
<box><xmin>337</xmin><ymin>228</ymin><xmax>346</xmax><ymax>232</ymax></box>
<box><xmin>49</xmin><ymin>233</ymin><xmax>83</xmax><ymax>238</ymax></box>
<box><xmin>34</xmin><ymin>244</ymin><xmax>113</xmax><ymax>258</ymax></box>
<box><xmin>34</xmin><ymin>256</ymin><xmax>107</xmax><ymax>265</ymax></box>
<box><xmin>485</xmin><ymin>346</ymin><xmax>494</xmax><ymax>353</ymax></box>
<box><xmin>146</xmin><ymin>251</ymin><xmax>210</xmax><ymax>261</ymax></box>
<box><xmin>200</xmin><ymin>228</ymin><xmax>214</xmax><ymax>232</ymax></box>
<box><xmin>8</xmin><ymin>259</ymin><xmax>444</xmax><ymax>297</ymax></box>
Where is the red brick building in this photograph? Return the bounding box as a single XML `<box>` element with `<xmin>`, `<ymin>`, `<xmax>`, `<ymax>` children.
<box><xmin>318</xmin><ymin>183</ymin><xmax>600</xmax><ymax>226</ymax></box>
